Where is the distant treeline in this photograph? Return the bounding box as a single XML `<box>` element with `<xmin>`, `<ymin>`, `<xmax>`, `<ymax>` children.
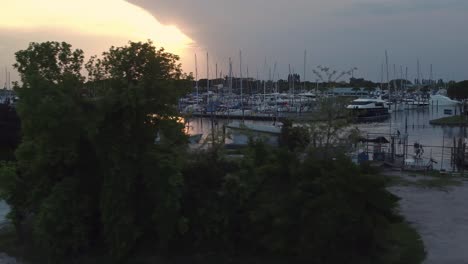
<box><xmin>447</xmin><ymin>80</ymin><xmax>468</xmax><ymax>99</ymax></box>
<box><xmin>192</xmin><ymin>76</ymin><xmax>452</xmax><ymax>94</ymax></box>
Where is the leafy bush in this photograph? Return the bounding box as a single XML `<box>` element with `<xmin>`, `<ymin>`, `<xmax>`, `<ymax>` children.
<box><xmin>174</xmin><ymin>142</ymin><xmax>401</xmax><ymax>264</ymax></box>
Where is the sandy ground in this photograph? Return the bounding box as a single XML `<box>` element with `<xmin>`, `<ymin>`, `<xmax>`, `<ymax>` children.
<box><xmin>389</xmin><ymin>174</ymin><xmax>468</xmax><ymax>264</ymax></box>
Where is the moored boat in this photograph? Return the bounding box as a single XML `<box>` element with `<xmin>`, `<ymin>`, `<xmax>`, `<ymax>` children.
<box><xmin>346</xmin><ymin>98</ymin><xmax>390</xmax><ymax>122</ymax></box>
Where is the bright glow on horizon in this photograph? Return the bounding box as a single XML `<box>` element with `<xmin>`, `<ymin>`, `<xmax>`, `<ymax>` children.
<box><xmin>0</xmin><ymin>0</ymin><xmax>193</xmax><ymax>55</ymax></box>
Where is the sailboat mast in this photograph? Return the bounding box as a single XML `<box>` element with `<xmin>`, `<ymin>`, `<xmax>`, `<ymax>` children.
<box><xmin>380</xmin><ymin>63</ymin><xmax>384</xmax><ymax>90</ymax></box>
<box><xmin>195</xmin><ymin>54</ymin><xmax>199</xmax><ymax>104</ymax></box>
<box><xmin>385</xmin><ymin>50</ymin><xmax>392</xmax><ymax>135</ymax></box>
<box><xmin>430</xmin><ymin>64</ymin><xmax>433</xmax><ymax>87</ymax></box>
<box><xmin>400</xmin><ymin>65</ymin><xmax>403</xmax><ymax>91</ymax></box>
<box><xmin>229</xmin><ymin>57</ymin><xmax>233</xmax><ymax>96</ymax></box>
<box><xmin>385</xmin><ymin>50</ymin><xmax>390</xmax><ymax>98</ymax></box>
<box><xmin>263</xmin><ymin>72</ymin><xmax>266</xmax><ymax>102</ymax></box>
<box><xmin>405</xmin><ymin>67</ymin><xmax>408</xmax><ymax>90</ymax></box>
<box><xmin>206</xmin><ymin>53</ymin><xmax>210</xmax><ymax>113</ymax></box>
<box><xmin>256</xmin><ymin>69</ymin><xmax>259</xmax><ymax>94</ymax></box>
<box><xmin>268</xmin><ymin>67</ymin><xmax>271</xmax><ymax>97</ymax></box>
<box><xmin>417</xmin><ymin>58</ymin><xmax>420</xmax><ymax>86</ymax></box>
<box><xmin>303</xmin><ymin>49</ymin><xmax>307</xmax><ymax>90</ymax></box>
<box><xmin>247</xmin><ymin>66</ymin><xmax>250</xmax><ymax>97</ymax></box>
<box><xmin>272</xmin><ymin>62</ymin><xmax>277</xmax><ymax>94</ymax></box>
<box><xmin>292</xmin><ymin>67</ymin><xmax>296</xmax><ymax>106</ymax></box>
<box><xmin>239</xmin><ymin>50</ymin><xmax>244</xmax><ymax>120</ymax></box>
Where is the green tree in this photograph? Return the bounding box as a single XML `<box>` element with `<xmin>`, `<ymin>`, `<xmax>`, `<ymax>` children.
<box><xmin>309</xmin><ymin>97</ymin><xmax>351</xmax><ymax>151</ymax></box>
<box><xmin>14</xmin><ymin>41</ymin><xmax>84</xmax><ymax>85</ymax></box>
<box><xmin>364</xmin><ymin>86</ymin><xmax>376</xmax><ymax>94</ymax></box>
<box><xmin>351</xmin><ymin>86</ymin><xmax>361</xmax><ymax>96</ymax></box>
<box><xmin>0</xmin><ymin>161</ymin><xmax>16</xmax><ymax>201</ymax></box>
<box><xmin>9</xmin><ymin>40</ymin><xmax>191</xmax><ymax>262</ymax></box>
<box><xmin>448</xmin><ymin>80</ymin><xmax>468</xmax><ymax>100</ymax></box>
<box><xmin>279</xmin><ymin>119</ymin><xmax>311</xmax><ymax>152</ymax></box>
<box><xmin>85</xmin><ymin>40</ymin><xmax>189</xmax><ymax>259</ymax></box>
<box><xmin>11</xmin><ymin>41</ymin><xmax>97</xmax><ymax>259</ymax></box>
<box><xmin>4</xmin><ymin>40</ymin><xmax>414</xmax><ymax>264</ymax></box>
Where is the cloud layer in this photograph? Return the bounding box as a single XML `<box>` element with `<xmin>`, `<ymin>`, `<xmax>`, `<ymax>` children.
<box><xmin>129</xmin><ymin>0</ymin><xmax>468</xmax><ymax>81</ymax></box>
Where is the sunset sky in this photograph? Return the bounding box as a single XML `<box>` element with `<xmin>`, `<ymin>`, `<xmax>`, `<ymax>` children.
<box><xmin>1</xmin><ymin>0</ymin><xmax>467</xmax><ymax>83</ymax></box>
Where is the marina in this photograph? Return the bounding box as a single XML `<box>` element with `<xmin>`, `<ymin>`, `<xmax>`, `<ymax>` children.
<box><xmin>184</xmin><ymin>101</ymin><xmax>467</xmax><ymax>172</ymax></box>
<box><xmin>1</xmin><ymin>0</ymin><xmax>468</xmax><ymax>262</ymax></box>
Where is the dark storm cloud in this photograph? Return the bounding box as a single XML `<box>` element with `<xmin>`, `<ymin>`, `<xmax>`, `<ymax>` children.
<box><xmin>131</xmin><ymin>0</ymin><xmax>468</xmax><ymax>81</ymax></box>
<box><xmin>342</xmin><ymin>0</ymin><xmax>468</xmax><ymax>16</ymax></box>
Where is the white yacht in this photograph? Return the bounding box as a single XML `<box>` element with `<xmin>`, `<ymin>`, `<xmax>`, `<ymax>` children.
<box><xmin>346</xmin><ymin>98</ymin><xmax>390</xmax><ymax>122</ymax></box>
<box><xmin>429</xmin><ymin>94</ymin><xmax>460</xmax><ymax>106</ymax></box>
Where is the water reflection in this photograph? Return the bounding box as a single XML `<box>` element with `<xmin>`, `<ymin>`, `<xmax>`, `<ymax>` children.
<box><xmin>186</xmin><ymin>105</ymin><xmax>464</xmax><ymax>171</ymax></box>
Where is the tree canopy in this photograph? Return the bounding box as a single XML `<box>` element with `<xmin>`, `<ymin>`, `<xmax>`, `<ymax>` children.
<box><xmin>8</xmin><ymin>40</ymin><xmax>190</xmax><ymax>261</ymax></box>
<box><xmin>448</xmin><ymin>80</ymin><xmax>468</xmax><ymax>100</ymax></box>
<box><xmin>1</xmin><ymin>40</ymin><xmax>417</xmax><ymax>264</ymax></box>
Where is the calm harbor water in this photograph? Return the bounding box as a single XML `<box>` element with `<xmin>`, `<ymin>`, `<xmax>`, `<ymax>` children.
<box><xmin>358</xmin><ymin>105</ymin><xmax>463</xmax><ymax>170</ymax></box>
<box><xmin>186</xmin><ymin>105</ymin><xmax>463</xmax><ymax>170</ymax></box>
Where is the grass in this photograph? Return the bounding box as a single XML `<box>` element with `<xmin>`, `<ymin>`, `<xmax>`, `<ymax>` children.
<box><xmin>0</xmin><ymin>225</ymin><xmax>22</xmax><ymax>260</ymax></box>
<box><xmin>386</xmin><ymin>171</ymin><xmax>464</xmax><ymax>190</ymax></box>
<box><xmin>387</xmin><ymin>221</ymin><xmax>427</xmax><ymax>264</ymax></box>
<box><xmin>429</xmin><ymin>115</ymin><xmax>468</xmax><ymax>126</ymax></box>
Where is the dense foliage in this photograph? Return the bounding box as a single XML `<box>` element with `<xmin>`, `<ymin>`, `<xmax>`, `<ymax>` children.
<box><xmin>1</xmin><ymin>41</ymin><xmax>409</xmax><ymax>263</ymax></box>
<box><xmin>8</xmin><ymin>41</ymin><xmax>189</xmax><ymax>261</ymax></box>
<box><xmin>447</xmin><ymin>80</ymin><xmax>468</xmax><ymax>100</ymax></box>
<box><xmin>177</xmin><ymin>140</ymin><xmax>404</xmax><ymax>264</ymax></box>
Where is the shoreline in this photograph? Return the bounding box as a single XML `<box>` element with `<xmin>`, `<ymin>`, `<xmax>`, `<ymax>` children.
<box><xmin>429</xmin><ymin>115</ymin><xmax>468</xmax><ymax>126</ymax></box>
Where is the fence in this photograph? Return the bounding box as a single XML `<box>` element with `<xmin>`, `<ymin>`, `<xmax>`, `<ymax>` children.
<box><xmin>352</xmin><ymin>132</ymin><xmax>464</xmax><ymax>172</ymax></box>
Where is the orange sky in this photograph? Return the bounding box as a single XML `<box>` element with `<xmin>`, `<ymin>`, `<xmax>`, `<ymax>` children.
<box><xmin>0</xmin><ymin>0</ymin><xmax>194</xmax><ymax>83</ymax></box>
